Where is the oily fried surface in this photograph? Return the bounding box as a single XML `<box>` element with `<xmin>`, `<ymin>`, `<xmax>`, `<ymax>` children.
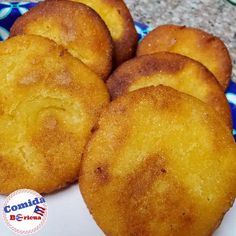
<box><xmin>80</xmin><ymin>86</ymin><xmax>236</xmax><ymax>236</ymax></box>
<box><xmin>107</xmin><ymin>52</ymin><xmax>232</xmax><ymax>128</ymax></box>
<box><xmin>73</xmin><ymin>0</ymin><xmax>138</xmax><ymax>66</ymax></box>
<box><xmin>0</xmin><ymin>35</ymin><xmax>109</xmax><ymax>194</ymax></box>
<box><xmin>137</xmin><ymin>25</ymin><xmax>232</xmax><ymax>90</ymax></box>
<box><xmin>10</xmin><ymin>0</ymin><xmax>113</xmax><ymax>79</ymax></box>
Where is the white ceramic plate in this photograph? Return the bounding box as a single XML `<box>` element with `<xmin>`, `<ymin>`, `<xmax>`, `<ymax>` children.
<box><xmin>0</xmin><ymin>184</ymin><xmax>236</xmax><ymax>236</ymax></box>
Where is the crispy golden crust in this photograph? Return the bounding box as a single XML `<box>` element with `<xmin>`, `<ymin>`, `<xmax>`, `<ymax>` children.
<box><xmin>74</xmin><ymin>0</ymin><xmax>138</xmax><ymax>66</ymax></box>
<box><xmin>80</xmin><ymin>85</ymin><xmax>236</xmax><ymax>236</ymax></box>
<box><xmin>137</xmin><ymin>25</ymin><xmax>232</xmax><ymax>90</ymax></box>
<box><xmin>107</xmin><ymin>52</ymin><xmax>232</xmax><ymax>129</ymax></box>
<box><xmin>0</xmin><ymin>35</ymin><xmax>109</xmax><ymax>194</ymax></box>
<box><xmin>10</xmin><ymin>0</ymin><xmax>113</xmax><ymax>79</ymax></box>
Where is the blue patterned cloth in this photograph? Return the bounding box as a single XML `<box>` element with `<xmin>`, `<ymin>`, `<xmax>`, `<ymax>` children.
<box><xmin>227</xmin><ymin>0</ymin><xmax>236</xmax><ymax>6</ymax></box>
<box><xmin>0</xmin><ymin>2</ymin><xmax>36</xmax><ymax>40</ymax></box>
<box><xmin>0</xmin><ymin>2</ymin><xmax>235</xmax><ymax>139</ymax></box>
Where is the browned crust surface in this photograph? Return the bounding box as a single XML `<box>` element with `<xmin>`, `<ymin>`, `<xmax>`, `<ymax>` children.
<box><xmin>105</xmin><ymin>0</ymin><xmax>138</xmax><ymax>65</ymax></box>
<box><xmin>10</xmin><ymin>0</ymin><xmax>113</xmax><ymax>80</ymax></box>
<box><xmin>107</xmin><ymin>52</ymin><xmax>232</xmax><ymax>129</ymax></box>
<box><xmin>79</xmin><ymin>85</ymin><xmax>236</xmax><ymax>236</ymax></box>
<box><xmin>74</xmin><ymin>0</ymin><xmax>138</xmax><ymax>66</ymax></box>
<box><xmin>137</xmin><ymin>25</ymin><xmax>232</xmax><ymax>90</ymax></box>
<box><xmin>0</xmin><ymin>35</ymin><xmax>109</xmax><ymax>194</ymax></box>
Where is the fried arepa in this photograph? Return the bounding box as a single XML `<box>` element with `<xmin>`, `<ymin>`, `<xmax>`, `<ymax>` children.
<box><xmin>80</xmin><ymin>86</ymin><xmax>236</xmax><ymax>236</ymax></box>
<box><xmin>0</xmin><ymin>35</ymin><xmax>109</xmax><ymax>194</ymax></box>
<box><xmin>10</xmin><ymin>0</ymin><xmax>113</xmax><ymax>79</ymax></box>
<box><xmin>73</xmin><ymin>0</ymin><xmax>138</xmax><ymax>66</ymax></box>
<box><xmin>137</xmin><ymin>25</ymin><xmax>232</xmax><ymax>90</ymax></box>
<box><xmin>107</xmin><ymin>52</ymin><xmax>232</xmax><ymax>129</ymax></box>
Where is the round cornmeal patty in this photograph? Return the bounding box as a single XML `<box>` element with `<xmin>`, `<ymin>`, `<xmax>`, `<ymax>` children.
<box><xmin>80</xmin><ymin>86</ymin><xmax>236</xmax><ymax>236</ymax></box>
<box><xmin>107</xmin><ymin>52</ymin><xmax>232</xmax><ymax>129</ymax></box>
<box><xmin>10</xmin><ymin>0</ymin><xmax>113</xmax><ymax>80</ymax></box>
<box><xmin>137</xmin><ymin>25</ymin><xmax>232</xmax><ymax>90</ymax></box>
<box><xmin>73</xmin><ymin>0</ymin><xmax>138</xmax><ymax>66</ymax></box>
<box><xmin>0</xmin><ymin>35</ymin><xmax>109</xmax><ymax>194</ymax></box>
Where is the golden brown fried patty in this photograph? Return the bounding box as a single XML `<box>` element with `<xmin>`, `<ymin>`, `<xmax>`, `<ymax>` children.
<box><xmin>10</xmin><ymin>0</ymin><xmax>113</xmax><ymax>79</ymax></box>
<box><xmin>0</xmin><ymin>35</ymin><xmax>109</xmax><ymax>194</ymax></box>
<box><xmin>80</xmin><ymin>86</ymin><xmax>236</xmax><ymax>236</ymax></box>
<box><xmin>107</xmin><ymin>52</ymin><xmax>232</xmax><ymax>129</ymax></box>
<box><xmin>73</xmin><ymin>0</ymin><xmax>138</xmax><ymax>66</ymax></box>
<box><xmin>137</xmin><ymin>25</ymin><xmax>232</xmax><ymax>90</ymax></box>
